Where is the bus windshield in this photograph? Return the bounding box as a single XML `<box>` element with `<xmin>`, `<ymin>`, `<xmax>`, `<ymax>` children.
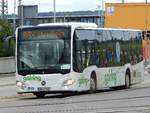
<box><xmin>17</xmin><ymin>27</ymin><xmax>71</xmax><ymax>75</ymax></box>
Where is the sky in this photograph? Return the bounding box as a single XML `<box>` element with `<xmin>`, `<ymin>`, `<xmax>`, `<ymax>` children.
<box><xmin>8</xmin><ymin>0</ymin><xmax>149</xmax><ymax>14</ymax></box>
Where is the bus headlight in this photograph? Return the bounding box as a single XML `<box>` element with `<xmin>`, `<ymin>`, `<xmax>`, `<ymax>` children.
<box><xmin>63</xmin><ymin>79</ymin><xmax>75</xmax><ymax>86</ymax></box>
<box><xmin>16</xmin><ymin>81</ymin><xmax>26</xmax><ymax>89</ymax></box>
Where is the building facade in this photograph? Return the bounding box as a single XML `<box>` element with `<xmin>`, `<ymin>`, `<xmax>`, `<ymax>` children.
<box><xmin>8</xmin><ymin>10</ymin><xmax>105</xmax><ymax>28</ymax></box>
<box><xmin>105</xmin><ymin>3</ymin><xmax>150</xmax><ymax>31</ymax></box>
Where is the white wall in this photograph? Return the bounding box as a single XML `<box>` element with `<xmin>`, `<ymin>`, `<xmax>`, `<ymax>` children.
<box><xmin>0</xmin><ymin>57</ymin><xmax>15</xmax><ymax>74</ymax></box>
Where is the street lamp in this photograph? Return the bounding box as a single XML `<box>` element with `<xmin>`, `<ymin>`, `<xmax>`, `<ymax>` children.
<box><xmin>122</xmin><ymin>0</ymin><xmax>125</xmax><ymax>3</ymax></box>
<box><xmin>13</xmin><ymin>0</ymin><xmax>16</xmax><ymax>31</ymax></box>
<box><xmin>102</xmin><ymin>0</ymin><xmax>104</xmax><ymax>10</ymax></box>
<box><xmin>53</xmin><ymin>0</ymin><xmax>56</xmax><ymax>23</ymax></box>
<box><xmin>101</xmin><ymin>0</ymin><xmax>105</xmax><ymax>27</ymax></box>
<box><xmin>146</xmin><ymin>0</ymin><xmax>147</xmax><ymax>4</ymax></box>
<box><xmin>18</xmin><ymin>0</ymin><xmax>24</xmax><ymax>26</ymax></box>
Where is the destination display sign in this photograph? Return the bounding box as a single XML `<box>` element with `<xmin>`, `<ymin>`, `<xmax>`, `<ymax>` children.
<box><xmin>22</xmin><ymin>31</ymin><xmax>65</xmax><ymax>39</ymax></box>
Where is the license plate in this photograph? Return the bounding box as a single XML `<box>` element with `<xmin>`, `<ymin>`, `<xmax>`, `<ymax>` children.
<box><xmin>37</xmin><ymin>87</ymin><xmax>51</xmax><ymax>91</ymax></box>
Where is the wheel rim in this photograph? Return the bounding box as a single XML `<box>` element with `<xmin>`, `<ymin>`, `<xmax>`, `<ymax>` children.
<box><xmin>90</xmin><ymin>78</ymin><xmax>96</xmax><ymax>92</ymax></box>
<box><xmin>125</xmin><ymin>74</ymin><xmax>130</xmax><ymax>88</ymax></box>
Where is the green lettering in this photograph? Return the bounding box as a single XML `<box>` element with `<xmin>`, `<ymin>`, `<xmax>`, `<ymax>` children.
<box><xmin>78</xmin><ymin>76</ymin><xmax>89</xmax><ymax>87</ymax></box>
<box><xmin>23</xmin><ymin>75</ymin><xmax>42</xmax><ymax>82</ymax></box>
<box><xmin>105</xmin><ymin>72</ymin><xmax>117</xmax><ymax>82</ymax></box>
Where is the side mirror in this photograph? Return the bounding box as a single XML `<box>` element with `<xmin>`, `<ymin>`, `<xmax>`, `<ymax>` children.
<box><xmin>5</xmin><ymin>35</ymin><xmax>16</xmax><ymax>41</ymax></box>
<box><xmin>4</xmin><ymin>35</ymin><xmax>15</xmax><ymax>47</ymax></box>
<box><xmin>3</xmin><ymin>35</ymin><xmax>16</xmax><ymax>56</ymax></box>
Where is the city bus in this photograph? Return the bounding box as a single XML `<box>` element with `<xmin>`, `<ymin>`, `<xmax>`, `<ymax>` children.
<box><xmin>16</xmin><ymin>22</ymin><xmax>144</xmax><ymax>98</ymax></box>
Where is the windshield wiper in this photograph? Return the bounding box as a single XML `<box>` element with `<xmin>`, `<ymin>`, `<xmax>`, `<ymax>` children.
<box><xmin>19</xmin><ymin>65</ymin><xmax>70</xmax><ymax>76</ymax></box>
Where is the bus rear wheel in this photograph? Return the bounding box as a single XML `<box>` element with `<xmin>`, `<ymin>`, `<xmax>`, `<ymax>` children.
<box><xmin>125</xmin><ymin>73</ymin><xmax>130</xmax><ymax>89</ymax></box>
<box><xmin>89</xmin><ymin>75</ymin><xmax>96</xmax><ymax>93</ymax></box>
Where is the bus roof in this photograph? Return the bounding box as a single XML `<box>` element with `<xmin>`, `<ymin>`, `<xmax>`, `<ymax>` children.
<box><xmin>78</xmin><ymin>27</ymin><xmax>142</xmax><ymax>32</ymax></box>
<box><xmin>17</xmin><ymin>23</ymin><xmax>142</xmax><ymax>32</ymax></box>
<box><xmin>17</xmin><ymin>22</ymin><xmax>97</xmax><ymax>31</ymax></box>
<box><xmin>38</xmin><ymin>22</ymin><xmax>98</xmax><ymax>29</ymax></box>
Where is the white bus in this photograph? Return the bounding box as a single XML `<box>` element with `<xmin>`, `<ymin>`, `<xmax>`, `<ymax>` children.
<box><xmin>16</xmin><ymin>22</ymin><xmax>144</xmax><ymax>98</ymax></box>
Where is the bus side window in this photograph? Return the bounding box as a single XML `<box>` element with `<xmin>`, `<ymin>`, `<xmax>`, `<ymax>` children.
<box><xmin>73</xmin><ymin>32</ymin><xmax>84</xmax><ymax>73</ymax></box>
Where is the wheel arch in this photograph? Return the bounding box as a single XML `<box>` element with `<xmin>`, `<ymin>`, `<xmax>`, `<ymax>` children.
<box><xmin>125</xmin><ymin>68</ymin><xmax>131</xmax><ymax>85</ymax></box>
<box><xmin>90</xmin><ymin>71</ymin><xmax>97</xmax><ymax>88</ymax></box>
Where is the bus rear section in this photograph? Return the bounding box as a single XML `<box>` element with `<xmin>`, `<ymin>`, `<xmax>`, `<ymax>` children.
<box><xmin>73</xmin><ymin>28</ymin><xmax>144</xmax><ymax>91</ymax></box>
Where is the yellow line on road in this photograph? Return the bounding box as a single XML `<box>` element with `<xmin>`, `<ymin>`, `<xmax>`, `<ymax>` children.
<box><xmin>0</xmin><ymin>94</ymin><xmax>33</xmax><ymax>101</ymax></box>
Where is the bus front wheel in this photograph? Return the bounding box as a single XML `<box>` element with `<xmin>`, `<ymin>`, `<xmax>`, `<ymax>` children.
<box><xmin>33</xmin><ymin>93</ymin><xmax>45</xmax><ymax>98</ymax></box>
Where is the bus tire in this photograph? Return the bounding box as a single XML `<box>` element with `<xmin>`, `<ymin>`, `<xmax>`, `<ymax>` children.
<box><xmin>34</xmin><ymin>93</ymin><xmax>45</xmax><ymax>98</ymax></box>
<box><xmin>89</xmin><ymin>73</ymin><xmax>97</xmax><ymax>93</ymax></box>
<box><xmin>125</xmin><ymin>72</ymin><xmax>130</xmax><ymax>89</ymax></box>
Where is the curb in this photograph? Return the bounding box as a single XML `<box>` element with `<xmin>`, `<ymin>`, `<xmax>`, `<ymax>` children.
<box><xmin>0</xmin><ymin>94</ymin><xmax>33</xmax><ymax>101</ymax></box>
<box><xmin>0</xmin><ymin>83</ymin><xmax>15</xmax><ymax>87</ymax></box>
<box><xmin>0</xmin><ymin>73</ymin><xmax>15</xmax><ymax>78</ymax></box>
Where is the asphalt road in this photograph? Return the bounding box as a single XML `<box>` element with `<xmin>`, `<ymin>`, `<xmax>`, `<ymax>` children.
<box><xmin>0</xmin><ymin>73</ymin><xmax>150</xmax><ymax>113</ymax></box>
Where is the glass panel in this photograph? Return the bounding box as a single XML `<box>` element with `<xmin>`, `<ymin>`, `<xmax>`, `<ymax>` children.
<box><xmin>73</xmin><ymin>29</ymin><xmax>143</xmax><ymax>71</ymax></box>
<box><xmin>17</xmin><ymin>27</ymin><xmax>71</xmax><ymax>75</ymax></box>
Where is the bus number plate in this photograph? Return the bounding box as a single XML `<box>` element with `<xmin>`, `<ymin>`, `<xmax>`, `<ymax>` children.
<box><xmin>37</xmin><ymin>87</ymin><xmax>51</xmax><ymax>91</ymax></box>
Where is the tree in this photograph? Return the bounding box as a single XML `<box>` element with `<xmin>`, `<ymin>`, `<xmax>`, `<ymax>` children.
<box><xmin>0</xmin><ymin>19</ymin><xmax>14</xmax><ymax>57</ymax></box>
<box><xmin>0</xmin><ymin>19</ymin><xmax>13</xmax><ymax>40</ymax></box>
